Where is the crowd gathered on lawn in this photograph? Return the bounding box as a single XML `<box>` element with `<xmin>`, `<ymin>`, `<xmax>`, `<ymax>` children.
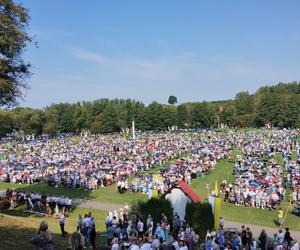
<box><xmin>1</xmin><ymin>130</ymin><xmax>298</xmax><ymax>205</ymax></box>
<box><xmin>221</xmin><ymin>130</ymin><xmax>300</xmax><ymax>209</ymax></box>
<box><xmin>0</xmin><ymin>129</ymin><xmax>300</xmax><ymax>249</ymax></box>
<box><xmin>0</xmin><ymin>131</ymin><xmax>231</xmax><ymax>195</ymax></box>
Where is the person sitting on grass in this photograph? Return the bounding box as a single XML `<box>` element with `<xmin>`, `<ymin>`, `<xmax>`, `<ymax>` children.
<box><xmin>30</xmin><ymin>221</ymin><xmax>54</xmax><ymax>250</ymax></box>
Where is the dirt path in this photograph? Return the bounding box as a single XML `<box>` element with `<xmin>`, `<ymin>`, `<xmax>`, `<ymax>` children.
<box><xmin>75</xmin><ymin>199</ymin><xmax>124</xmax><ymax>212</ymax></box>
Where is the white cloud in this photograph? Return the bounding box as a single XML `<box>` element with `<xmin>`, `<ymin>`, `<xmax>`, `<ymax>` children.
<box><xmin>70</xmin><ymin>48</ymin><xmax>113</xmax><ymax>65</ymax></box>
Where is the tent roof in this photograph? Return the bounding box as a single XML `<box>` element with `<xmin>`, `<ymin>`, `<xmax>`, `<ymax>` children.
<box><xmin>176</xmin><ymin>180</ymin><xmax>201</xmax><ymax>203</ymax></box>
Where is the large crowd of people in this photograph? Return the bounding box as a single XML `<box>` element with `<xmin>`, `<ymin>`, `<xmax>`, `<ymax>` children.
<box><xmin>0</xmin><ymin>131</ymin><xmax>231</xmax><ymax>195</ymax></box>
<box><xmin>221</xmin><ymin>130</ymin><xmax>300</xmax><ymax>209</ymax></box>
<box><xmin>28</xmin><ymin>208</ymin><xmax>299</xmax><ymax>250</ymax></box>
<box><xmin>1</xmin><ymin>129</ymin><xmax>299</xmax><ymax>249</ymax></box>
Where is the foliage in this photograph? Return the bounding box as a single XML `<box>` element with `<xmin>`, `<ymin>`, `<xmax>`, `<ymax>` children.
<box><xmin>185</xmin><ymin>202</ymin><xmax>214</xmax><ymax>237</ymax></box>
<box><xmin>191</xmin><ymin>102</ymin><xmax>216</xmax><ymax>128</ymax></box>
<box><xmin>0</xmin><ymin>109</ymin><xmax>12</xmax><ymax>136</ymax></box>
<box><xmin>168</xmin><ymin>95</ymin><xmax>178</xmax><ymax>105</ymax></box>
<box><xmin>129</xmin><ymin>198</ymin><xmax>173</xmax><ymax>227</ymax></box>
<box><xmin>0</xmin><ymin>0</ymin><xmax>32</xmax><ymax>106</ymax></box>
<box><xmin>0</xmin><ymin>82</ymin><xmax>300</xmax><ymax>137</ymax></box>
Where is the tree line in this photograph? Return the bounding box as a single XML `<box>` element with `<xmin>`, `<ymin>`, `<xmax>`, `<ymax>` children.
<box><xmin>0</xmin><ymin>82</ymin><xmax>300</xmax><ymax>137</ymax></box>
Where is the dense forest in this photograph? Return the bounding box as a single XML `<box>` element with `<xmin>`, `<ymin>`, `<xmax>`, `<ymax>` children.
<box><xmin>0</xmin><ymin>82</ymin><xmax>300</xmax><ymax>136</ymax></box>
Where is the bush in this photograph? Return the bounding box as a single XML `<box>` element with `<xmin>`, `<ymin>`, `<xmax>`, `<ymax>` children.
<box><xmin>128</xmin><ymin>198</ymin><xmax>174</xmax><ymax>227</ymax></box>
<box><xmin>185</xmin><ymin>202</ymin><xmax>214</xmax><ymax>237</ymax></box>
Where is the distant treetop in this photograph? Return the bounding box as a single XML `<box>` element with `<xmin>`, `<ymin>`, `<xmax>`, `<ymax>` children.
<box><xmin>168</xmin><ymin>95</ymin><xmax>178</xmax><ymax>105</ymax></box>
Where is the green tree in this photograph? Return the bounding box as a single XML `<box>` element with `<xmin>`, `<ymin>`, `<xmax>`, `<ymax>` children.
<box><xmin>0</xmin><ymin>0</ymin><xmax>32</xmax><ymax>106</ymax></box>
<box><xmin>218</xmin><ymin>103</ymin><xmax>236</xmax><ymax>127</ymax></box>
<box><xmin>191</xmin><ymin>102</ymin><xmax>216</xmax><ymax>128</ymax></box>
<box><xmin>255</xmin><ymin>93</ymin><xmax>289</xmax><ymax>127</ymax></box>
<box><xmin>73</xmin><ymin>103</ymin><xmax>89</xmax><ymax>132</ymax></box>
<box><xmin>12</xmin><ymin>108</ymin><xmax>43</xmax><ymax>134</ymax></box>
<box><xmin>234</xmin><ymin>91</ymin><xmax>255</xmax><ymax>116</ymax></box>
<box><xmin>99</xmin><ymin>105</ymin><xmax>119</xmax><ymax>133</ymax></box>
<box><xmin>0</xmin><ymin>109</ymin><xmax>12</xmax><ymax>136</ymax></box>
<box><xmin>176</xmin><ymin>104</ymin><xmax>189</xmax><ymax>128</ymax></box>
<box><xmin>144</xmin><ymin>102</ymin><xmax>165</xmax><ymax>130</ymax></box>
<box><xmin>168</xmin><ymin>95</ymin><xmax>178</xmax><ymax>105</ymax></box>
<box><xmin>185</xmin><ymin>202</ymin><xmax>214</xmax><ymax>237</ymax></box>
<box><xmin>43</xmin><ymin>106</ymin><xmax>59</xmax><ymax>134</ymax></box>
<box><xmin>129</xmin><ymin>198</ymin><xmax>174</xmax><ymax>228</ymax></box>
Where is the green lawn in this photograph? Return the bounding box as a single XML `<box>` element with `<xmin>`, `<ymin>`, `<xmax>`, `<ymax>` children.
<box><xmin>190</xmin><ymin>149</ymin><xmax>300</xmax><ymax>231</ymax></box>
<box><xmin>0</xmin><ymin>206</ymin><xmax>107</xmax><ymax>250</ymax></box>
<box><xmin>0</xmin><ymin>182</ymin><xmax>93</xmax><ymax>199</ymax></box>
<box><xmin>191</xmin><ymin>150</ymin><xmax>239</xmax><ymax>200</ymax></box>
<box><xmin>0</xmin><ymin>182</ymin><xmax>147</xmax><ymax>204</ymax></box>
<box><xmin>221</xmin><ymin>202</ymin><xmax>300</xmax><ymax>231</ymax></box>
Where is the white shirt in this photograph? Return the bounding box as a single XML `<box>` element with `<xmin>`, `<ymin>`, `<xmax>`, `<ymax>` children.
<box><xmin>141</xmin><ymin>243</ymin><xmax>151</xmax><ymax>250</ymax></box>
<box><xmin>152</xmin><ymin>239</ymin><xmax>160</xmax><ymax>248</ymax></box>
<box><xmin>59</xmin><ymin>214</ymin><xmax>65</xmax><ymax>224</ymax></box>
<box><xmin>179</xmin><ymin>246</ymin><xmax>188</xmax><ymax>250</ymax></box>
<box><xmin>130</xmin><ymin>244</ymin><xmax>140</xmax><ymax>250</ymax></box>
<box><xmin>138</xmin><ymin>221</ymin><xmax>144</xmax><ymax>232</ymax></box>
<box><xmin>111</xmin><ymin>243</ymin><xmax>119</xmax><ymax>250</ymax></box>
<box><xmin>291</xmin><ymin>242</ymin><xmax>299</xmax><ymax>250</ymax></box>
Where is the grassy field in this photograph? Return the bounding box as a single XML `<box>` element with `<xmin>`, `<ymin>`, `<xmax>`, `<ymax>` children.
<box><xmin>0</xmin><ymin>206</ymin><xmax>107</xmax><ymax>250</ymax></box>
<box><xmin>0</xmin><ymin>182</ymin><xmax>147</xmax><ymax>204</ymax></box>
<box><xmin>191</xmin><ymin>150</ymin><xmax>238</xmax><ymax>200</ymax></box>
<box><xmin>190</xmin><ymin>149</ymin><xmax>300</xmax><ymax>231</ymax></box>
<box><xmin>221</xmin><ymin>202</ymin><xmax>300</xmax><ymax>230</ymax></box>
<box><xmin>0</xmin><ymin>135</ymin><xmax>299</xmax><ymax>248</ymax></box>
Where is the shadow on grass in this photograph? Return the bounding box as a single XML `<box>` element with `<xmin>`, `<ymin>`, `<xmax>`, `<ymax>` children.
<box><xmin>11</xmin><ymin>183</ymin><xmax>96</xmax><ymax>200</ymax></box>
<box><xmin>1</xmin><ymin>206</ymin><xmax>33</xmax><ymax>217</ymax></box>
<box><xmin>0</xmin><ymin>222</ymin><xmax>68</xmax><ymax>250</ymax></box>
<box><xmin>0</xmin><ymin>217</ymin><xmax>109</xmax><ymax>250</ymax></box>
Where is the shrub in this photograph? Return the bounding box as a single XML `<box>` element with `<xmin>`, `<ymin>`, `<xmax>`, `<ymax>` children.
<box><xmin>128</xmin><ymin>198</ymin><xmax>173</xmax><ymax>227</ymax></box>
<box><xmin>185</xmin><ymin>202</ymin><xmax>214</xmax><ymax>237</ymax></box>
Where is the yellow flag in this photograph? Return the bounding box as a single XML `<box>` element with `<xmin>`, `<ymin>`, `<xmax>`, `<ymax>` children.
<box><xmin>153</xmin><ymin>174</ymin><xmax>163</xmax><ymax>183</ymax></box>
<box><xmin>153</xmin><ymin>189</ymin><xmax>159</xmax><ymax>199</ymax></box>
<box><xmin>214</xmin><ymin>197</ymin><xmax>221</xmax><ymax>230</ymax></box>
<box><xmin>214</xmin><ymin>180</ymin><xmax>219</xmax><ymax>196</ymax></box>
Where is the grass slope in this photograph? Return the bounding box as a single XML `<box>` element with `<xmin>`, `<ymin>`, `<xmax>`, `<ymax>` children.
<box><xmin>0</xmin><ymin>207</ymin><xmax>107</xmax><ymax>250</ymax></box>
<box><xmin>191</xmin><ymin>150</ymin><xmax>238</xmax><ymax>200</ymax></box>
<box><xmin>0</xmin><ymin>182</ymin><xmax>147</xmax><ymax>204</ymax></box>
<box><xmin>190</xmin><ymin>150</ymin><xmax>300</xmax><ymax>231</ymax></box>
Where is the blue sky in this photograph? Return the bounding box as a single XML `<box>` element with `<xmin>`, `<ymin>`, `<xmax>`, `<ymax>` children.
<box><xmin>20</xmin><ymin>0</ymin><xmax>300</xmax><ymax>108</ymax></box>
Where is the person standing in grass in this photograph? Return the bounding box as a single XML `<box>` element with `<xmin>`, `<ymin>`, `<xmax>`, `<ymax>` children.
<box><xmin>89</xmin><ymin>224</ymin><xmax>96</xmax><ymax>250</ymax></box>
<box><xmin>219</xmin><ymin>217</ymin><xmax>224</xmax><ymax>230</ymax></box>
<box><xmin>59</xmin><ymin>213</ymin><xmax>66</xmax><ymax>238</ymax></box>
<box><xmin>77</xmin><ymin>214</ymin><xmax>83</xmax><ymax>233</ymax></box>
<box><xmin>277</xmin><ymin>208</ymin><xmax>284</xmax><ymax>226</ymax></box>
